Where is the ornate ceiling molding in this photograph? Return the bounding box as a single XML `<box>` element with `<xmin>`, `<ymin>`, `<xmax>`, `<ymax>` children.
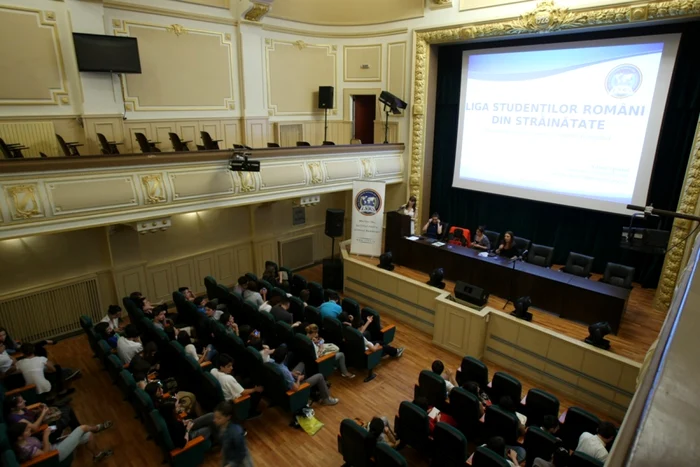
<box><xmin>243</xmin><ymin>0</ymin><xmax>273</xmax><ymax>22</ymax></box>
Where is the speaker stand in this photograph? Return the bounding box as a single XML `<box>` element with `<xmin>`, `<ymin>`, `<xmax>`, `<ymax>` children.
<box><xmin>324</xmin><ymin>108</ymin><xmax>329</xmax><ymax>143</ymax></box>
<box><xmin>383</xmin><ymin>106</ymin><xmax>391</xmax><ymax>144</ymax></box>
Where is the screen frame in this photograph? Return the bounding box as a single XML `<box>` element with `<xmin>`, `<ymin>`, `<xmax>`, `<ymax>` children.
<box><xmin>451</xmin><ymin>33</ymin><xmax>681</xmax><ymax>215</ymax></box>
<box><xmin>73</xmin><ymin>33</ymin><xmax>142</xmax><ymax>74</ymax></box>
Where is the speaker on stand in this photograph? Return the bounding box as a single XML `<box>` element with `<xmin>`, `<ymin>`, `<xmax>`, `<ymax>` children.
<box><xmin>318</xmin><ymin>86</ymin><xmax>334</xmax><ymax>144</ymax></box>
<box><xmin>323</xmin><ymin>208</ymin><xmax>344</xmax><ymax>290</ymax></box>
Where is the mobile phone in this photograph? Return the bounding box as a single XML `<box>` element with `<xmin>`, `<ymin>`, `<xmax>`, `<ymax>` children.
<box><xmin>318</xmin><ymin>339</ymin><xmax>324</xmax><ymax>345</ymax></box>
<box><xmin>49</xmin><ymin>426</ymin><xmax>57</xmax><ymax>432</ymax></box>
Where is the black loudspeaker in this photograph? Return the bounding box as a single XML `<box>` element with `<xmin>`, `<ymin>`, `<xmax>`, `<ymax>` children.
<box><xmin>318</xmin><ymin>86</ymin><xmax>334</xmax><ymax>109</ymax></box>
<box><xmin>325</xmin><ymin>209</ymin><xmax>344</xmax><ymax>237</ymax></box>
<box><xmin>323</xmin><ymin>259</ymin><xmax>343</xmax><ymax>290</ymax></box>
<box><xmin>454</xmin><ymin>281</ymin><xmax>489</xmax><ymax>307</ymax></box>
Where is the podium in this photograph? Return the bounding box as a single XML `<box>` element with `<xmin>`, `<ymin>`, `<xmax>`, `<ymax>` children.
<box><xmin>385</xmin><ymin>211</ymin><xmax>411</xmax><ymax>257</ymax></box>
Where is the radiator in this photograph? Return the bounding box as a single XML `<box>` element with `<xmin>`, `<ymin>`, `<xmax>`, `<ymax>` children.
<box><xmin>279</xmin><ymin>234</ymin><xmax>314</xmax><ymax>270</ymax></box>
<box><xmin>0</xmin><ymin>122</ymin><xmax>57</xmax><ymax>158</ymax></box>
<box><xmin>278</xmin><ymin>123</ymin><xmax>303</xmax><ymax>148</ymax></box>
<box><xmin>0</xmin><ymin>277</ymin><xmax>101</xmax><ymax>342</ymax></box>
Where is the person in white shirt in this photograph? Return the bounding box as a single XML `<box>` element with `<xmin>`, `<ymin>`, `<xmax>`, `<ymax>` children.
<box><xmin>431</xmin><ymin>360</ymin><xmax>457</xmax><ymax>394</ymax></box>
<box><xmin>100</xmin><ymin>305</ymin><xmax>123</xmax><ymax>334</ymax></box>
<box><xmin>247</xmin><ymin>336</ymin><xmax>273</xmax><ymax>363</ymax></box>
<box><xmin>15</xmin><ymin>343</ymin><xmax>76</xmax><ymax>397</ymax></box>
<box><xmin>204</xmin><ymin>302</ymin><xmax>224</xmax><ymax>321</ymax></box>
<box><xmin>210</xmin><ymin>354</ymin><xmax>263</xmax><ymax>418</ymax></box>
<box><xmin>258</xmin><ymin>295</ymin><xmax>281</xmax><ymax>313</ymax></box>
<box><xmin>399</xmin><ymin>195</ymin><xmax>417</xmax><ymax>235</ymax></box>
<box><xmin>358</xmin><ymin>316</ymin><xmax>404</xmax><ymax>358</ymax></box>
<box><xmin>0</xmin><ymin>342</ymin><xmax>14</xmax><ymax>375</ymax></box>
<box><xmin>233</xmin><ymin>276</ymin><xmax>248</xmax><ymax>296</ymax></box>
<box><xmin>576</xmin><ymin>422</ymin><xmax>616</xmax><ymax>462</ymax></box>
<box><xmin>177</xmin><ymin>332</ymin><xmax>213</xmax><ymax>366</ymax></box>
<box><xmin>242</xmin><ymin>282</ymin><xmax>266</xmax><ymax>309</ymax></box>
<box><xmin>116</xmin><ymin>324</ymin><xmax>143</xmax><ymax>365</ymax></box>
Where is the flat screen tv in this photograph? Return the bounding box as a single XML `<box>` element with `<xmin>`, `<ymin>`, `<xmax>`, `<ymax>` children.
<box><xmin>73</xmin><ymin>33</ymin><xmax>141</xmax><ymax>73</ymax></box>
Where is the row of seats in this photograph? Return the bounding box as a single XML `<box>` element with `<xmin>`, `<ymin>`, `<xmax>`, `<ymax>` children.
<box><xmin>443</xmin><ymin>227</ymin><xmax>635</xmax><ymax>288</ymax></box>
<box><xmin>1</xmin><ymin>134</ymin><xmax>83</xmax><ymax>159</ymax></box>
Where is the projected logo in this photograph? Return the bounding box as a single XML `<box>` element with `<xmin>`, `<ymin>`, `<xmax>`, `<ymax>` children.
<box><xmin>355</xmin><ymin>189</ymin><xmax>382</xmax><ymax>216</ymax></box>
<box><xmin>605</xmin><ymin>64</ymin><xmax>643</xmax><ymax>99</ymax></box>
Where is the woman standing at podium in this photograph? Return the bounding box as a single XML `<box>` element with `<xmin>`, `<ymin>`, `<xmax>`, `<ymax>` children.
<box><xmin>496</xmin><ymin>231</ymin><xmax>520</xmax><ymax>259</ymax></box>
<box><xmin>399</xmin><ymin>196</ymin><xmax>417</xmax><ymax>235</ymax></box>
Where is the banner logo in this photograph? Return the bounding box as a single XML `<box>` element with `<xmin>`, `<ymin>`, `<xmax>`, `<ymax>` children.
<box><xmin>605</xmin><ymin>64</ymin><xmax>642</xmax><ymax>99</ymax></box>
<box><xmin>355</xmin><ymin>189</ymin><xmax>382</xmax><ymax>216</ymax></box>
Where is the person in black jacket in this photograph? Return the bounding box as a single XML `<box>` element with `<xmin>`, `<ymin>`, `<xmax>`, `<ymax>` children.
<box><xmin>158</xmin><ymin>402</ymin><xmax>215</xmax><ymax>449</ymax></box>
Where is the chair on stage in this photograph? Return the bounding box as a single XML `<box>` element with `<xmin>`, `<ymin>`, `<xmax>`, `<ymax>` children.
<box><xmin>513</xmin><ymin>236</ymin><xmax>532</xmax><ymax>253</ymax></box>
<box><xmin>484</xmin><ymin>230</ymin><xmax>500</xmax><ymax>250</ymax></box>
<box><xmin>527</xmin><ymin>244</ymin><xmax>555</xmax><ymax>268</ymax></box>
<box><xmin>561</xmin><ymin>252</ymin><xmax>594</xmax><ymax>278</ymax></box>
<box><xmin>97</xmin><ymin>133</ymin><xmax>121</xmax><ymax>154</ymax></box>
<box><xmin>447</xmin><ymin>226</ymin><xmax>471</xmax><ymax>247</ymax></box>
<box><xmin>56</xmin><ymin>134</ymin><xmax>83</xmax><ymax>156</ymax></box>
<box><xmin>600</xmin><ymin>262</ymin><xmax>635</xmax><ymax>288</ymax></box>
<box><xmin>200</xmin><ymin>131</ymin><xmax>221</xmax><ymax>150</ymax></box>
<box><xmin>135</xmin><ymin>132</ymin><xmax>160</xmax><ymax>153</ymax></box>
<box><xmin>169</xmin><ymin>132</ymin><xmax>191</xmax><ymax>151</ymax></box>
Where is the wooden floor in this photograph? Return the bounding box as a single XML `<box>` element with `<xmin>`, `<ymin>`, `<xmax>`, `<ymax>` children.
<box><xmin>348</xmin><ymin>255</ymin><xmax>665</xmax><ymax>363</ymax></box>
<box><xmin>53</xmin><ymin>264</ymin><xmax>641</xmax><ymax>467</ymax></box>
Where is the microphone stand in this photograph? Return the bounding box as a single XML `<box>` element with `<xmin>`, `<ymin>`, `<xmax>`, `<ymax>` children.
<box><xmin>503</xmin><ymin>250</ymin><xmax>528</xmax><ymax>310</ymax></box>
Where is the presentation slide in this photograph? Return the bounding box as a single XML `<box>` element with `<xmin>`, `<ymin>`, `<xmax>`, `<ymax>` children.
<box><xmin>452</xmin><ymin>35</ymin><xmax>680</xmax><ymax>214</ymax></box>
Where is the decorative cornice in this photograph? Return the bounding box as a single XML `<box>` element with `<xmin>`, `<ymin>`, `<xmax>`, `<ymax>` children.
<box><xmin>261</xmin><ymin>24</ymin><xmax>408</xmax><ymax>39</ymax></box>
<box><xmin>103</xmin><ymin>0</ymin><xmax>238</xmax><ymax>26</ymax></box>
<box><xmin>429</xmin><ymin>0</ymin><xmax>453</xmax><ymax>10</ymax></box>
<box><xmin>244</xmin><ymin>2</ymin><xmax>271</xmax><ymax>22</ymax></box>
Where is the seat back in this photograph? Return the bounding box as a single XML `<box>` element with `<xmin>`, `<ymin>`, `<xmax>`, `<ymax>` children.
<box><xmin>261</xmin><ymin>362</ymin><xmax>292</xmax><ymax>407</ymax></box>
<box><xmin>565</xmin><ymin>252</ymin><xmax>594</xmax><ymax>277</ymax></box>
<box><xmin>339</xmin><ymin>419</ymin><xmax>374</xmax><ymax>467</ymax></box>
<box><xmin>200</xmin><ymin>131</ymin><xmax>219</xmax><ymax>150</ymax></box>
<box><xmin>456</xmin><ymin>356</ymin><xmax>489</xmax><ymax>389</ymax></box>
<box><xmin>513</xmin><ymin>236</ymin><xmax>532</xmax><ymax>252</ymax></box>
<box><xmin>524</xmin><ymin>388</ymin><xmax>559</xmax><ymax>427</ymax></box>
<box><xmin>304</xmin><ymin>306</ymin><xmax>322</xmax><ymax>327</ymax></box>
<box><xmin>527</xmin><ymin>244</ymin><xmax>555</xmax><ymax>268</ymax></box>
<box><xmin>274</xmin><ymin>321</ymin><xmax>295</xmax><ymax>348</ymax></box>
<box><xmin>237</xmin><ymin>346</ymin><xmax>264</xmax><ymax>385</ymax></box>
<box><xmin>55</xmin><ymin>133</ymin><xmax>72</xmax><ymax>157</ymax></box>
<box><xmin>254</xmin><ymin>308</ymin><xmax>277</xmax><ymax>345</ymax></box>
<box><xmin>449</xmin><ymin>387</ymin><xmax>482</xmax><ymax>435</ymax></box>
<box><xmin>296</xmin><ymin>141</ymin><xmax>311</xmax><ymax>146</ymax></box>
<box><xmin>472</xmin><ymin>446</ymin><xmax>510</xmax><ymax>467</ymax></box>
<box><xmin>433</xmin><ymin>422</ymin><xmax>469</xmax><ymax>466</ymax></box>
<box><xmin>289</xmin><ymin>296</ymin><xmax>305</xmax><ymax>323</ymax></box>
<box><xmin>291</xmin><ymin>274</ymin><xmax>308</xmax><ymax>297</ymax></box>
<box><xmin>150</xmin><ymin>409</ymin><xmax>176</xmax><ymax>454</ymax></box>
<box><xmin>602</xmin><ymin>262</ymin><xmax>635</xmax><ymax>288</ymax></box>
<box><xmin>560</xmin><ymin>407</ymin><xmax>600</xmax><ymax>450</ymax></box>
<box><xmin>97</xmin><ymin>133</ymin><xmax>114</xmax><ymax>154</ymax></box>
<box><xmin>570</xmin><ymin>451</ymin><xmax>604</xmax><ymax>467</ymax></box>
<box><xmin>417</xmin><ymin>369</ymin><xmax>447</xmax><ymax>408</ymax></box>
<box><xmin>134</xmin><ymin>132</ymin><xmax>152</xmax><ymax>153</ymax></box>
<box><xmin>360</xmin><ymin>307</ymin><xmax>383</xmax><ymax>342</ymax></box>
<box><xmin>321</xmin><ymin>316</ymin><xmax>344</xmax><ymax>347</ymax></box>
<box><xmin>395</xmin><ymin>401</ymin><xmax>430</xmax><ymax>451</ymax></box>
<box><xmin>490</xmin><ymin>371</ymin><xmax>522</xmax><ymax>405</ymax></box>
<box><xmin>342</xmin><ymin>326</ymin><xmax>368</xmax><ymax>369</ymax></box>
<box><xmin>204</xmin><ymin>275</ymin><xmax>218</xmax><ymax>300</ymax></box>
<box><xmin>374</xmin><ymin>443</ymin><xmax>407</xmax><ymax>467</ymax></box>
<box><xmin>168</xmin><ymin>132</ymin><xmax>189</xmax><ymax>151</ymax></box>
<box><xmin>200</xmin><ymin>372</ymin><xmax>225</xmax><ymax>412</ymax></box>
<box><xmin>308</xmin><ymin>282</ymin><xmax>324</xmax><ymax>306</ymax></box>
<box><xmin>484</xmin><ymin>230</ymin><xmax>500</xmax><ymax>250</ymax></box>
<box><xmin>267</xmin><ymin>142</ymin><xmax>280</xmax><ymax>148</ymax></box>
<box><xmin>523</xmin><ymin>426</ymin><xmax>559</xmax><ymax>467</ymax></box>
<box><xmin>484</xmin><ymin>405</ymin><xmax>520</xmax><ymax>445</ymax></box>
<box><xmin>118</xmin><ymin>369</ymin><xmax>137</xmax><ymax>397</ymax></box>
<box><xmin>341</xmin><ymin>297</ymin><xmax>360</xmax><ymax>320</ymax></box>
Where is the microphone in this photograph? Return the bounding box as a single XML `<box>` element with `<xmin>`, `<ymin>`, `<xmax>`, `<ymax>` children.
<box><xmin>520</xmin><ymin>249</ymin><xmax>529</xmax><ymax>261</ymax></box>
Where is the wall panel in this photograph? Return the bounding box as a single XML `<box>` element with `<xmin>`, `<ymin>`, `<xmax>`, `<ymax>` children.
<box><xmin>344</xmin><ymin>45</ymin><xmax>382</xmax><ymax>82</ymax></box>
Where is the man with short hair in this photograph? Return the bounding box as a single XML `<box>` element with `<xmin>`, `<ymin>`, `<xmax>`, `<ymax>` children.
<box><xmin>431</xmin><ymin>360</ymin><xmax>457</xmax><ymax>394</ymax></box>
<box><xmin>270</xmin><ymin>346</ymin><xmax>338</xmax><ymax>406</ymax></box>
<box><xmin>178</xmin><ymin>287</ymin><xmax>195</xmax><ymax>302</ymax></box>
<box><xmin>205</xmin><ymin>302</ymin><xmax>224</xmax><ymax>321</ymax></box>
<box><xmin>541</xmin><ymin>415</ymin><xmax>560</xmax><ymax>435</ymax></box>
<box><xmin>117</xmin><ymin>324</ymin><xmax>143</xmax><ymax>365</ymax></box>
<box><xmin>576</xmin><ymin>421</ymin><xmax>616</xmax><ymax>462</ymax></box>
<box><xmin>16</xmin><ymin>343</ymin><xmax>77</xmax><ymax>397</ymax></box>
<box><xmin>153</xmin><ymin>309</ymin><xmax>167</xmax><ymax>330</ymax></box>
<box><xmin>270</xmin><ymin>297</ymin><xmax>299</xmax><ymax>328</ymax></box>
<box><xmin>233</xmin><ymin>276</ymin><xmax>248</xmax><ymax>296</ymax></box>
<box><xmin>101</xmin><ymin>305</ymin><xmax>123</xmax><ymax>334</ymax></box>
<box><xmin>318</xmin><ymin>293</ymin><xmax>343</xmax><ymax>320</ymax></box>
<box><xmin>194</xmin><ymin>296</ymin><xmax>208</xmax><ymax>314</ymax></box>
<box><xmin>210</xmin><ymin>354</ymin><xmax>263</xmax><ymax>418</ymax></box>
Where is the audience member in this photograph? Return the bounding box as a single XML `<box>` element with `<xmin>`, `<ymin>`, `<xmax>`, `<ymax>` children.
<box><xmin>271</xmin><ymin>346</ymin><xmax>338</xmax><ymax>406</ymax></box>
<box><xmin>463</xmin><ymin>381</ymin><xmax>487</xmax><ymax>417</ymax></box>
<box><xmin>247</xmin><ymin>336</ymin><xmax>274</xmax><ymax>363</ymax></box>
<box><xmin>178</xmin><ymin>287</ymin><xmax>195</xmax><ymax>302</ymax></box>
<box><xmin>413</xmin><ymin>396</ymin><xmax>457</xmax><ymax>433</ymax></box>
<box><xmin>431</xmin><ymin>360</ymin><xmax>457</xmax><ymax>394</ymax></box>
<box><xmin>210</xmin><ymin>354</ymin><xmax>263</xmax><ymax>418</ymax></box>
<box><xmin>0</xmin><ymin>341</ymin><xmax>15</xmax><ymax>376</ymax></box>
<box><xmin>0</xmin><ymin>327</ymin><xmax>20</xmax><ymax>354</ymax></box>
<box><xmin>233</xmin><ymin>276</ymin><xmax>248</xmax><ymax>296</ymax></box>
<box><xmin>305</xmin><ymin>324</ymin><xmax>354</xmax><ymax>378</ymax></box>
<box><xmin>357</xmin><ymin>316</ymin><xmax>404</xmax><ymax>358</ymax></box>
<box><xmin>177</xmin><ymin>331</ymin><xmax>214</xmax><ymax>365</ymax></box>
<box><xmin>205</xmin><ymin>302</ymin><xmax>224</xmax><ymax>320</ymax></box>
<box><xmin>16</xmin><ymin>343</ymin><xmax>77</xmax><ymax>398</ymax></box>
<box><xmin>116</xmin><ymin>324</ymin><xmax>143</xmax><ymax>365</ymax></box>
<box><xmin>259</xmin><ymin>295</ymin><xmax>281</xmax><ymax>313</ymax></box>
<box><xmin>243</xmin><ymin>282</ymin><xmax>266</xmax><ymax>308</ymax></box>
<box><xmin>262</xmin><ymin>264</ymin><xmax>279</xmax><ymax>286</ymax></box>
<box><xmin>129</xmin><ymin>342</ymin><xmax>159</xmax><ymax>382</ymax></box>
<box><xmin>214</xmin><ymin>400</ymin><xmax>253</xmax><ymax>467</ymax></box>
<box><xmin>270</xmin><ymin>297</ymin><xmax>300</xmax><ymax>327</ymax></box>
<box><xmin>144</xmin><ymin>382</ymin><xmax>198</xmax><ymax>419</ymax></box>
<box><xmin>9</xmin><ymin>419</ymin><xmax>113</xmax><ymax>463</ymax></box>
<box><xmin>499</xmin><ymin>396</ymin><xmax>527</xmax><ymax>434</ymax></box>
<box><xmin>6</xmin><ymin>395</ymin><xmax>80</xmax><ymax>442</ymax></box>
<box><xmin>218</xmin><ymin>312</ymin><xmax>239</xmax><ymax>336</ymax></box>
<box><xmin>194</xmin><ymin>296</ymin><xmax>208</xmax><ymax>314</ymax></box>
<box><xmin>93</xmin><ymin>322</ymin><xmax>118</xmax><ymax>348</ymax></box>
<box><xmin>100</xmin><ymin>305</ymin><xmax>123</xmax><ymax>334</ymax></box>
<box><xmin>534</xmin><ymin>447</ymin><xmax>570</xmax><ymax>467</ymax></box>
<box><xmin>318</xmin><ymin>292</ymin><xmax>345</xmax><ymax>320</ymax></box>
<box><xmin>299</xmin><ymin>289</ymin><xmax>310</xmax><ymax>307</ymax></box>
<box><xmin>542</xmin><ymin>415</ymin><xmax>560</xmax><ymax>436</ymax></box>
<box><xmin>576</xmin><ymin>421</ymin><xmax>616</xmax><ymax>462</ymax></box>
<box><xmin>367</xmin><ymin>416</ymin><xmax>400</xmax><ymax>448</ymax></box>
<box><xmin>157</xmin><ymin>401</ymin><xmax>215</xmax><ymax>449</ymax></box>
<box><xmin>484</xmin><ymin>436</ymin><xmax>520</xmax><ymax>467</ymax></box>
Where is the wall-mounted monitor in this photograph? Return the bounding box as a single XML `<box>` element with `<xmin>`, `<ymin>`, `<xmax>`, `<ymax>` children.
<box><xmin>73</xmin><ymin>33</ymin><xmax>141</xmax><ymax>74</ymax></box>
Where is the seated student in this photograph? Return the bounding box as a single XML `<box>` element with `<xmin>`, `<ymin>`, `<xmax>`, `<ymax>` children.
<box><xmin>259</xmin><ymin>295</ymin><xmax>281</xmax><ymax>313</ymax></box>
<box><xmin>262</xmin><ymin>264</ymin><xmax>279</xmax><ymax>287</ymax></box>
<box><xmin>0</xmin><ymin>327</ymin><xmax>20</xmax><ymax>355</ymax></box>
<box><xmin>178</xmin><ymin>287</ymin><xmax>196</xmax><ymax>302</ymax></box>
<box><xmin>218</xmin><ymin>312</ymin><xmax>239</xmax><ymax>336</ymax></box>
<box><xmin>367</xmin><ymin>416</ymin><xmax>400</xmax><ymax>449</ymax></box>
<box><xmin>413</xmin><ymin>396</ymin><xmax>457</xmax><ymax>434</ymax></box>
<box><xmin>233</xmin><ymin>276</ymin><xmax>248</xmax><ymax>296</ymax></box>
<box><xmin>93</xmin><ymin>322</ymin><xmax>118</xmax><ymax>349</ymax></box>
<box><xmin>357</xmin><ymin>316</ymin><xmax>404</xmax><ymax>358</ymax></box>
<box><xmin>177</xmin><ymin>331</ymin><xmax>214</xmax><ymax>365</ymax></box>
<box><xmin>157</xmin><ymin>401</ymin><xmax>215</xmax><ymax>449</ymax></box>
<box><xmin>300</xmin><ymin>289</ymin><xmax>310</xmax><ymax>307</ymax></box>
<box><xmin>318</xmin><ymin>292</ymin><xmax>346</xmax><ymax>321</ymax></box>
<box><xmin>496</xmin><ymin>231</ymin><xmax>521</xmax><ymax>259</ymax></box>
<box><xmin>247</xmin><ymin>336</ymin><xmax>274</xmax><ymax>363</ymax></box>
<box><xmin>499</xmin><ymin>396</ymin><xmax>527</xmax><ymax>435</ymax></box>
<box><xmin>205</xmin><ymin>302</ymin><xmax>224</xmax><ymax>321</ymax></box>
<box><xmin>471</xmin><ymin>226</ymin><xmax>491</xmax><ymax>251</ymax></box>
<box><xmin>116</xmin><ymin>324</ymin><xmax>143</xmax><ymax>365</ymax></box>
<box><xmin>9</xmin><ymin>419</ymin><xmax>113</xmax><ymax>463</ymax></box>
<box><xmin>101</xmin><ymin>305</ymin><xmax>123</xmax><ymax>334</ymax></box>
<box><xmin>144</xmin><ymin>382</ymin><xmax>198</xmax><ymax>419</ymax></box>
<box><xmin>210</xmin><ymin>354</ymin><xmax>264</xmax><ymax>418</ymax></box>
<box><xmin>271</xmin><ymin>346</ymin><xmax>338</xmax><ymax>406</ymax></box>
<box><xmin>270</xmin><ymin>297</ymin><xmax>300</xmax><ymax>327</ymax></box>
<box><xmin>576</xmin><ymin>421</ymin><xmax>616</xmax><ymax>462</ymax></box>
<box><xmin>194</xmin><ymin>296</ymin><xmax>208</xmax><ymax>315</ymax></box>
<box><xmin>431</xmin><ymin>360</ymin><xmax>457</xmax><ymax>394</ymax></box>
<box><xmin>481</xmin><ymin>436</ymin><xmax>521</xmax><ymax>467</ymax></box>
<box><xmin>541</xmin><ymin>415</ymin><xmax>561</xmax><ymax>437</ymax></box>
<box><xmin>243</xmin><ymin>282</ymin><xmax>266</xmax><ymax>309</ymax></box>
<box><xmin>153</xmin><ymin>308</ymin><xmax>168</xmax><ymax>331</ymax></box>
<box><xmin>129</xmin><ymin>342</ymin><xmax>159</xmax><ymax>382</ymax></box>
<box><xmin>6</xmin><ymin>395</ymin><xmax>80</xmax><ymax>442</ymax></box>
<box><xmin>422</xmin><ymin>212</ymin><xmax>443</xmax><ymax>239</ymax></box>
<box><xmin>16</xmin><ymin>343</ymin><xmax>77</xmax><ymax>399</ymax></box>
<box><xmin>462</xmin><ymin>381</ymin><xmax>487</xmax><ymax>417</ymax></box>
<box><xmin>305</xmin><ymin>324</ymin><xmax>354</xmax><ymax>378</ymax></box>
<box><xmin>130</xmin><ymin>291</ymin><xmax>156</xmax><ymax>319</ymax></box>
<box><xmin>534</xmin><ymin>446</ymin><xmax>570</xmax><ymax>467</ymax></box>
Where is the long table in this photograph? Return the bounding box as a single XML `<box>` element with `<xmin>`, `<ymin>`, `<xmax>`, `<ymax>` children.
<box><xmin>392</xmin><ymin>236</ymin><xmax>630</xmax><ymax>333</ymax></box>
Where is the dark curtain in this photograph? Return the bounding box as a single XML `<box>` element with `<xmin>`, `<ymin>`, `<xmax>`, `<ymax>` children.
<box><xmin>429</xmin><ymin>22</ymin><xmax>700</xmax><ymax>288</ymax></box>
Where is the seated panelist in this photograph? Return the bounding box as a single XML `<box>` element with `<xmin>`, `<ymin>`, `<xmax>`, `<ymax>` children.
<box><xmin>495</xmin><ymin>231</ymin><xmax>520</xmax><ymax>259</ymax></box>
<box><xmin>471</xmin><ymin>226</ymin><xmax>491</xmax><ymax>251</ymax></box>
<box><xmin>422</xmin><ymin>212</ymin><xmax>443</xmax><ymax>239</ymax></box>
